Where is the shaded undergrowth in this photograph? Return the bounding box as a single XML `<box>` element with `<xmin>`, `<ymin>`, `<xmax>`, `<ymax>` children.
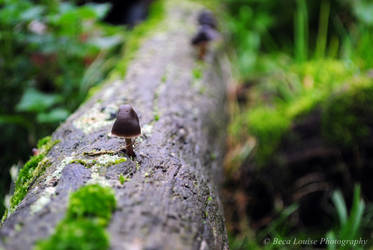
<box><xmin>222</xmin><ymin>0</ymin><xmax>373</xmax><ymax>249</ymax></box>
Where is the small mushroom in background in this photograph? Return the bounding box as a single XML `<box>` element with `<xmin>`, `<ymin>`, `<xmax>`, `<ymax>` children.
<box><xmin>32</xmin><ymin>148</ymin><xmax>39</xmax><ymax>156</ymax></box>
<box><xmin>191</xmin><ymin>25</ymin><xmax>218</xmax><ymax>60</ymax></box>
<box><xmin>111</xmin><ymin>104</ymin><xmax>141</xmax><ymax>158</ymax></box>
<box><xmin>198</xmin><ymin>10</ymin><xmax>217</xmax><ymax>30</ymax></box>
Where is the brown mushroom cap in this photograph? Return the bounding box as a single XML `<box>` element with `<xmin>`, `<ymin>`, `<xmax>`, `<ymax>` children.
<box><xmin>198</xmin><ymin>10</ymin><xmax>217</xmax><ymax>30</ymax></box>
<box><xmin>191</xmin><ymin>25</ymin><xmax>218</xmax><ymax>46</ymax></box>
<box><xmin>111</xmin><ymin>104</ymin><xmax>141</xmax><ymax>138</ymax></box>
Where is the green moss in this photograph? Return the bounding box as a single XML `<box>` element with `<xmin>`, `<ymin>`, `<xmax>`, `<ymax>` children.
<box><xmin>16</xmin><ymin>154</ymin><xmax>45</xmax><ymax>189</ymax></box>
<box><xmin>31</xmin><ymin>159</ymin><xmax>52</xmax><ymax>183</ymax></box>
<box><xmin>83</xmin><ymin>150</ymin><xmax>116</xmax><ymax>156</ymax></box>
<box><xmin>248</xmin><ymin>107</ymin><xmax>291</xmax><ymax>164</ymax></box>
<box><xmin>7</xmin><ymin>138</ymin><xmax>59</xmax><ymax>212</ymax></box>
<box><xmin>293</xmin><ymin>60</ymin><xmax>355</xmax><ymax>90</ymax></box>
<box><xmin>35</xmin><ymin>219</ymin><xmax>109</xmax><ymax>250</ymax></box>
<box><xmin>246</xmin><ymin>90</ymin><xmax>325</xmax><ymax>165</ymax></box>
<box><xmin>285</xmin><ymin>90</ymin><xmax>323</xmax><ymax>118</ymax></box>
<box><xmin>103</xmin><ymin>158</ymin><xmax>126</xmax><ymax>167</ymax></box>
<box><xmin>37</xmin><ymin>136</ymin><xmax>52</xmax><ymax>148</ymax></box>
<box><xmin>192</xmin><ymin>67</ymin><xmax>203</xmax><ymax>80</ymax></box>
<box><xmin>36</xmin><ymin>184</ymin><xmax>116</xmax><ymax>250</ymax></box>
<box><xmin>1</xmin><ymin>209</ymin><xmax>8</xmax><ymax>224</ymax></box>
<box><xmin>40</xmin><ymin>137</ymin><xmax>60</xmax><ymax>153</ymax></box>
<box><xmin>161</xmin><ymin>74</ymin><xmax>167</xmax><ymax>83</ymax></box>
<box><xmin>322</xmin><ymin>82</ymin><xmax>373</xmax><ymax>147</ymax></box>
<box><xmin>70</xmin><ymin>155</ymin><xmax>126</xmax><ymax>168</ymax></box>
<box><xmin>86</xmin><ymin>84</ymin><xmax>104</xmax><ymax>101</ymax></box>
<box><xmin>210</xmin><ymin>153</ymin><xmax>217</xmax><ymax>161</ymax></box>
<box><xmin>70</xmin><ymin>159</ymin><xmax>97</xmax><ymax>168</ymax></box>
<box><xmin>119</xmin><ymin>174</ymin><xmax>130</xmax><ymax>185</ymax></box>
<box><xmin>199</xmin><ymin>86</ymin><xmax>207</xmax><ymax>95</ymax></box>
<box><xmin>119</xmin><ymin>174</ymin><xmax>125</xmax><ymax>184</ymax></box>
<box><xmin>233</xmin><ymin>58</ymin><xmax>367</xmax><ymax>167</ymax></box>
<box><xmin>66</xmin><ymin>184</ymin><xmax>116</xmax><ymax>226</ymax></box>
<box><xmin>9</xmin><ymin>158</ymin><xmax>52</xmax><ymax>211</ymax></box>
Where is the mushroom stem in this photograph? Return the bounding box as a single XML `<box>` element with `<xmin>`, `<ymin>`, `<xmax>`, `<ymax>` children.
<box><xmin>198</xmin><ymin>42</ymin><xmax>207</xmax><ymax>60</ymax></box>
<box><xmin>125</xmin><ymin>138</ymin><xmax>135</xmax><ymax>157</ymax></box>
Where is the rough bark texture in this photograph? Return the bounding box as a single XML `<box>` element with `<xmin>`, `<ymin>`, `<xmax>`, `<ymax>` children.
<box><xmin>0</xmin><ymin>1</ymin><xmax>229</xmax><ymax>249</ymax></box>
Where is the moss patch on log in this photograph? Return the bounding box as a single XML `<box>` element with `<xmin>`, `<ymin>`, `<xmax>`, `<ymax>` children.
<box><xmin>7</xmin><ymin>137</ymin><xmax>59</xmax><ymax>214</ymax></box>
<box><xmin>35</xmin><ymin>184</ymin><xmax>116</xmax><ymax>250</ymax></box>
<box><xmin>322</xmin><ymin>79</ymin><xmax>373</xmax><ymax>147</ymax></box>
<box><xmin>66</xmin><ymin>184</ymin><xmax>116</xmax><ymax>226</ymax></box>
<box><xmin>119</xmin><ymin>174</ymin><xmax>130</xmax><ymax>185</ymax></box>
<box><xmin>70</xmin><ymin>155</ymin><xmax>126</xmax><ymax>169</ymax></box>
<box><xmin>35</xmin><ymin>219</ymin><xmax>109</xmax><ymax>250</ymax></box>
<box><xmin>247</xmin><ymin>107</ymin><xmax>291</xmax><ymax>164</ymax></box>
<box><xmin>233</xmin><ymin>59</ymin><xmax>373</xmax><ymax>165</ymax></box>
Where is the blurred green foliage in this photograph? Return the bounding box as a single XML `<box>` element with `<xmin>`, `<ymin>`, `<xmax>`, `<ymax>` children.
<box><xmin>322</xmin><ymin>80</ymin><xmax>373</xmax><ymax>148</ymax></box>
<box><xmin>222</xmin><ymin>0</ymin><xmax>373</xmax><ymax>249</ymax></box>
<box><xmin>0</xmin><ymin>0</ymin><xmax>124</xmax><ymax>215</ymax></box>
<box><xmin>327</xmin><ymin>185</ymin><xmax>365</xmax><ymax>250</ymax></box>
<box><xmin>222</xmin><ymin>0</ymin><xmax>373</xmax><ymax>79</ymax></box>
<box><xmin>224</xmin><ymin>0</ymin><xmax>373</xmax><ymax>165</ymax></box>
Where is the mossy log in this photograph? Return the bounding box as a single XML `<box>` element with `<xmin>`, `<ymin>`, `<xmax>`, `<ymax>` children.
<box><xmin>0</xmin><ymin>1</ymin><xmax>229</xmax><ymax>249</ymax></box>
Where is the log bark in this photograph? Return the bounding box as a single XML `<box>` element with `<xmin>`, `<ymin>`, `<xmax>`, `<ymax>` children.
<box><xmin>0</xmin><ymin>1</ymin><xmax>229</xmax><ymax>249</ymax></box>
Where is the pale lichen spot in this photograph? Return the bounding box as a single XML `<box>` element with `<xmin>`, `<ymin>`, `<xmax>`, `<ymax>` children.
<box><xmin>73</xmin><ymin>103</ymin><xmax>118</xmax><ymax>134</ymax></box>
<box><xmin>199</xmin><ymin>240</ymin><xmax>209</xmax><ymax>250</ymax></box>
<box><xmin>30</xmin><ymin>186</ymin><xmax>56</xmax><ymax>214</ymax></box>
<box><xmin>46</xmin><ymin>156</ymin><xmax>75</xmax><ymax>183</ymax></box>
<box><xmin>87</xmin><ymin>171</ymin><xmax>110</xmax><ymax>187</ymax></box>
<box><xmin>95</xmin><ymin>154</ymin><xmax>127</xmax><ymax>167</ymax></box>
<box><xmin>69</xmin><ymin>154</ymin><xmax>127</xmax><ymax>186</ymax></box>
<box><xmin>142</xmin><ymin>124</ymin><xmax>153</xmax><ymax>137</ymax></box>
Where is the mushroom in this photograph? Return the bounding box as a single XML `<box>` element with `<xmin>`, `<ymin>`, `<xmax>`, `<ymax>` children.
<box><xmin>191</xmin><ymin>25</ymin><xmax>218</xmax><ymax>60</ymax></box>
<box><xmin>32</xmin><ymin>148</ymin><xmax>39</xmax><ymax>156</ymax></box>
<box><xmin>198</xmin><ymin>10</ymin><xmax>217</xmax><ymax>30</ymax></box>
<box><xmin>111</xmin><ymin>104</ymin><xmax>141</xmax><ymax>157</ymax></box>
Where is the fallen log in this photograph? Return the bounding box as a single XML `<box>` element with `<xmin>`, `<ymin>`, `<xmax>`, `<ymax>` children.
<box><xmin>0</xmin><ymin>0</ymin><xmax>230</xmax><ymax>249</ymax></box>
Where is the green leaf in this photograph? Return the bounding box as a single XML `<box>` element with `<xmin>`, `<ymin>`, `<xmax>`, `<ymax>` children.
<box><xmin>58</xmin><ymin>2</ymin><xmax>74</xmax><ymax>14</ymax></box>
<box><xmin>76</xmin><ymin>6</ymin><xmax>98</xmax><ymax>20</ymax></box>
<box><xmin>36</xmin><ymin>108</ymin><xmax>69</xmax><ymax>123</ymax></box>
<box><xmin>85</xmin><ymin>3</ymin><xmax>110</xmax><ymax>19</ymax></box>
<box><xmin>16</xmin><ymin>88</ymin><xmax>61</xmax><ymax>112</ymax></box>
<box><xmin>326</xmin><ymin>231</ymin><xmax>336</xmax><ymax>250</ymax></box>
<box><xmin>20</xmin><ymin>6</ymin><xmax>44</xmax><ymax>21</ymax></box>
<box><xmin>345</xmin><ymin>185</ymin><xmax>365</xmax><ymax>239</ymax></box>
<box><xmin>88</xmin><ymin>35</ymin><xmax>123</xmax><ymax>49</ymax></box>
<box><xmin>0</xmin><ymin>115</ymin><xmax>33</xmax><ymax>129</ymax></box>
<box><xmin>354</xmin><ymin>2</ymin><xmax>373</xmax><ymax>26</ymax></box>
<box><xmin>331</xmin><ymin>190</ymin><xmax>347</xmax><ymax>227</ymax></box>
